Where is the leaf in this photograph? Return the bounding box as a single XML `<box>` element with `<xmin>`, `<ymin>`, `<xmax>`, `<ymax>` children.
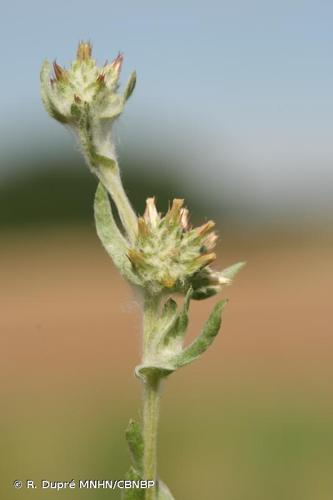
<box><xmin>162</xmin><ymin>288</ymin><xmax>191</xmax><ymax>347</ymax></box>
<box><xmin>126</xmin><ymin>419</ymin><xmax>144</xmax><ymax>474</ymax></box>
<box><xmin>221</xmin><ymin>261</ymin><xmax>246</xmax><ymax>280</ymax></box>
<box><xmin>175</xmin><ymin>299</ymin><xmax>228</xmax><ymax>367</ymax></box>
<box><xmin>124</xmin><ymin>71</ymin><xmax>137</xmax><ymax>101</ymax></box>
<box><xmin>135</xmin><ymin>364</ymin><xmax>175</xmax><ymax>381</ymax></box>
<box><xmin>70</xmin><ymin>102</ymin><xmax>82</xmax><ymax>121</ymax></box>
<box><xmin>136</xmin><ymin>292</ymin><xmax>193</xmax><ymax>380</ymax></box>
<box><xmin>122</xmin><ymin>467</ymin><xmax>145</xmax><ymax>500</ymax></box>
<box><xmin>136</xmin><ymin>295</ymin><xmax>226</xmax><ymax>378</ymax></box>
<box><xmin>94</xmin><ymin>183</ymin><xmax>141</xmax><ymax>285</ymax></box>
<box><xmin>99</xmin><ymin>94</ymin><xmax>125</xmax><ymax>120</ymax></box>
<box><xmin>40</xmin><ymin>60</ymin><xmax>68</xmax><ymax>124</ymax></box>
<box><xmin>92</xmin><ymin>153</ymin><xmax>118</xmax><ymax>170</ymax></box>
<box><xmin>158</xmin><ymin>480</ymin><xmax>175</xmax><ymax>499</ymax></box>
<box><xmin>191</xmin><ymin>286</ymin><xmax>218</xmax><ymax>300</ymax></box>
<box><xmin>161</xmin><ymin>298</ymin><xmax>178</xmax><ymax>327</ymax></box>
<box><xmin>150</xmin><ymin>298</ymin><xmax>178</xmax><ymax>350</ymax></box>
<box><xmin>190</xmin><ymin>269</ymin><xmax>219</xmax><ymax>301</ymax></box>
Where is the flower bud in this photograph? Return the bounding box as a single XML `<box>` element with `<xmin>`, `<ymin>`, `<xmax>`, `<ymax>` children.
<box><xmin>127</xmin><ymin>198</ymin><xmax>220</xmax><ymax>295</ymax></box>
<box><xmin>52</xmin><ymin>61</ymin><xmax>67</xmax><ymax>81</ymax></box>
<box><xmin>40</xmin><ymin>42</ymin><xmax>136</xmax><ymax>167</ymax></box>
<box><xmin>77</xmin><ymin>41</ymin><xmax>92</xmax><ymax>61</ymax></box>
<box><xmin>111</xmin><ymin>52</ymin><xmax>123</xmax><ymax>73</ymax></box>
<box><xmin>144</xmin><ymin>197</ymin><xmax>160</xmax><ymax>228</ymax></box>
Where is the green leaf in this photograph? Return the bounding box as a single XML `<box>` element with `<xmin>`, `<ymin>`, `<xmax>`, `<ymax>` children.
<box><xmin>40</xmin><ymin>60</ymin><xmax>68</xmax><ymax>124</ymax></box>
<box><xmin>99</xmin><ymin>94</ymin><xmax>125</xmax><ymax>121</ymax></box>
<box><xmin>158</xmin><ymin>480</ymin><xmax>175</xmax><ymax>499</ymax></box>
<box><xmin>150</xmin><ymin>298</ymin><xmax>178</xmax><ymax>349</ymax></box>
<box><xmin>136</xmin><ymin>292</ymin><xmax>193</xmax><ymax>380</ymax></box>
<box><xmin>70</xmin><ymin>103</ymin><xmax>82</xmax><ymax>121</ymax></box>
<box><xmin>94</xmin><ymin>183</ymin><xmax>141</xmax><ymax>285</ymax></box>
<box><xmin>190</xmin><ymin>270</ymin><xmax>219</xmax><ymax>300</ymax></box>
<box><xmin>135</xmin><ymin>364</ymin><xmax>175</xmax><ymax>381</ymax></box>
<box><xmin>126</xmin><ymin>419</ymin><xmax>144</xmax><ymax>474</ymax></box>
<box><xmin>162</xmin><ymin>288</ymin><xmax>191</xmax><ymax>347</ymax></box>
<box><xmin>175</xmin><ymin>299</ymin><xmax>228</xmax><ymax>367</ymax></box>
<box><xmin>124</xmin><ymin>71</ymin><xmax>137</xmax><ymax>101</ymax></box>
<box><xmin>161</xmin><ymin>298</ymin><xmax>178</xmax><ymax>325</ymax></box>
<box><xmin>221</xmin><ymin>261</ymin><xmax>246</xmax><ymax>280</ymax></box>
<box><xmin>92</xmin><ymin>154</ymin><xmax>118</xmax><ymax>171</ymax></box>
<box><xmin>122</xmin><ymin>467</ymin><xmax>145</xmax><ymax>500</ymax></box>
<box><xmin>191</xmin><ymin>286</ymin><xmax>218</xmax><ymax>300</ymax></box>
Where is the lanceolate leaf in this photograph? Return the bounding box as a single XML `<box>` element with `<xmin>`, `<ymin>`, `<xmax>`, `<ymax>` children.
<box><xmin>40</xmin><ymin>60</ymin><xmax>68</xmax><ymax>124</ymax></box>
<box><xmin>136</xmin><ymin>294</ymin><xmax>229</xmax><ymax>378</ymax></box>
<box><xmin>125</xmin><ymin>419</ymin><xmax>144</xmax><ymax>474</ymax></box>
<box><xmin>124</xmin><ymin>71</ymin><xmax>137</xmax><ymax>101</ymax></box>
<box><xmin>94</xmin><ymin>183</ymin><xmax>141</xmax><ymax>285</ymax></box>
<box><xmin>162</xmin><ymin>288</ymin><xmax>192</xmax><ymax>347</ymax></box>
<box><xmin>150</xmin><ymin>298</ymin><xmax>178</xmax><ymax>349</ymax></box>
<box><xmin>161</xmin><ymin>298</ymin><xmax>178</xmax><ymax>330</ymax></box>
<box><xmin>175</xmin><ymin>299</ymin><xmax>228</xmax><ymax>367</ymax></box>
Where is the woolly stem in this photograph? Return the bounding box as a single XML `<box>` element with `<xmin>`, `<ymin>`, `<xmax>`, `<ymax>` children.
<box><xmin>142</xmin><ymin>294</ymin><xmax>162</xmax><ymax>500</ymax></box>
<box><xmin>77</xmin><ymin>125</ymin><xmax>138</xmax><ymax>242</ymax></box>
<box><xmin>143</xmin><ymin>375</ymin><xmax>160</xmax><ymax>500</ymax></box>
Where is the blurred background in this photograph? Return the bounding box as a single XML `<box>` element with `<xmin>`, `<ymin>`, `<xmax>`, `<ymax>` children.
<box><xmin>1</xmin><ymin>1</ymin><xmax>332</xmax><ymax>499</ymax></box>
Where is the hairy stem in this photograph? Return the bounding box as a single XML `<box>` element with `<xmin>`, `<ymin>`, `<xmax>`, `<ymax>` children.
<box><xmin>143</xmin><ymin>375</ymin><xmax>160</xmax><ymax>500</ymax></box>
<box><xmin>142</xmin><ymin>294</ymin><xmax>162</xmax><ymax>500</ymax></box>
<box><xmin>77</xmin><ymin>120</ymin><xmax>138</xmax><ymax>243</ymax></box>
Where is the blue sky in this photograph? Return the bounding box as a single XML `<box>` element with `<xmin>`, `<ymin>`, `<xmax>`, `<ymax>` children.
<box><xmin>1</xmin><ymin>0</ymin><xmax>333</xmax><ymax>215</ymax></box>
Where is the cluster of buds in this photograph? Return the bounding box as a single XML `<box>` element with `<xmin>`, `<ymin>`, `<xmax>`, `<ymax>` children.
<box><xmin>40</xmin><ymin>42</ymin><xmax>136</xmax><ymax>166</ymax></box>
<box><xmin>41</xmin><ymin>42</ymin><xmax>244</xmax><ymax>302</ymax></box>
<box><xmin>127</xmin><ymin>197</ymin><xmax>239</xmax><ymax>298</ymax></box>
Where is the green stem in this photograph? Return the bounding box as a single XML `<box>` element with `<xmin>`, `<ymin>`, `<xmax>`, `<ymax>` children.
<box><xmin>143</xmin><ymin>375</ymin><xmax>160</xmax><ymax>500</ymax></box>
<box><xmin>78</xmin><ymin>125</ymin><xmax>138</xmax><ymax>242</ymax></box>
<box><xmin>142</xmin><ymin>294</ymin><xmax>162</xmax><ymax>500</ymax></box>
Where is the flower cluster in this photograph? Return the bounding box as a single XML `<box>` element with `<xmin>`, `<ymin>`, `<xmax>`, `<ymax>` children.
<box><xmin>40</xmin><ymin>42</ymin><xmax>136</xmax><ymax>165</ymax></box>
<box><xmin>127</xmin><ymin>197</ymin><xmax>236</xmax><ymax>298</ymax></box>
<box><xmin>41</xmin><ymin>42</ymin><xmax>244</xmax><ymax>302</ymax></box>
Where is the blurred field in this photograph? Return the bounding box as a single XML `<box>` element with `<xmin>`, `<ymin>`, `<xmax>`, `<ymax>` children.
<box><xmin>1</xmin><ymin>227</ymin><xmax>332</xmax><ymax>499</ymax></box>
<box><xmin>2</xmin><ymin>1</ymin><xmax>333</xmax><ymax>497</ymax></box>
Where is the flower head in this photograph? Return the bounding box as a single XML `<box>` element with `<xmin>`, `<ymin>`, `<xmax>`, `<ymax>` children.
<box><xmin>126</xmin><ymin>197</ymin><xmax>234</xmax><ymax>297</ymax></box>
<box><xmin>40</xmin><ymin>42</ymin><xmax>136</xmax><ymax>165</ymax></box>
